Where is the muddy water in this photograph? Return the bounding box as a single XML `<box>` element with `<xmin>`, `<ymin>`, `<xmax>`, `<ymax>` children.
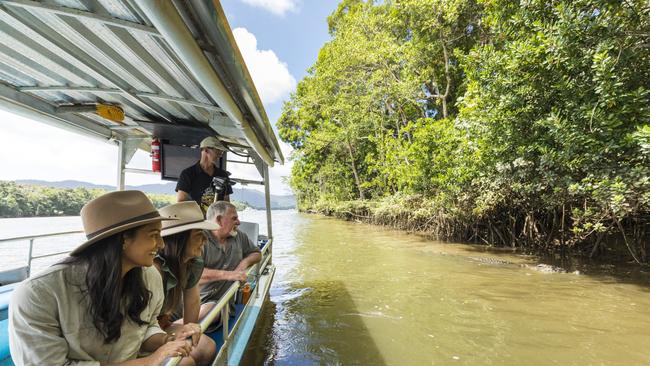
<box><xmin>2</xmin><ymin>212</ymin><xmax>649</xmax><ymax>365</ymax></box>
<box><xmin>241</xmin><ymin>211</ymin><xmax>650</xmax><ymax>366</ymax></box>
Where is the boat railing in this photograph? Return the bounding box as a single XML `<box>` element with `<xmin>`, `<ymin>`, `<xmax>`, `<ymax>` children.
<box><xmin>1</xmin><ymin>230</ymin><xmax>273</xmax><ymax>366</ymax></box>
<box><xmin>162</xmin><ymin>238</ymin><xmax>273</xmax><ymax>366</ymax></box>
<box><xmin>0</xmin><ymin>230</ymin><xmax>84</xmax><ymax>282</ymax></box>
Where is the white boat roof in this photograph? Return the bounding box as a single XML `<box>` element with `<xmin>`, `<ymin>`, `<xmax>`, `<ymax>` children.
<box><xmin>0</xmin><ymin>0</ymin><xmax>283</xmax><ymax>167</ymax></box>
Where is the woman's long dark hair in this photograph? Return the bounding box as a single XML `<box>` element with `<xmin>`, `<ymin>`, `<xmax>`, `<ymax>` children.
<box><xmin>62</xmin><ymin>227</ymin><xmax>150</xmax><ymax>343</ymax></box>
<box><xmin>157</xmin><ymin>230</ymin><xmax>191</xmax><ymax>315</ymax></box>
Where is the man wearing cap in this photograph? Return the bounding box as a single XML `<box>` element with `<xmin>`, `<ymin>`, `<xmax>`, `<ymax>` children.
<box><xmin>176</xmin><ymin>136</ymin><xmax>233</xmax><ymax>213</ymax></box>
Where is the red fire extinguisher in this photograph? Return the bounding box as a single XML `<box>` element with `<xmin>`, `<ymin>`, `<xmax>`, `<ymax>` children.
<box><xmin>151</xmin><ymin>138</ymin><xmax>161</xmax><ymax>172</ymax></box>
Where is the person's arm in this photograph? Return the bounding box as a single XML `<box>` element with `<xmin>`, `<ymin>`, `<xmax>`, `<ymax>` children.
<box><xmin>198</xmin><ymin>267</ymin><xmax>246</xmax><ymax>285</ymax></box>
<box><xmin>234</xmin><ymin>252</ymin><xmax>262</xmax><ymax>272</ymax></box>
<box><xmin>9</xmin><ymin>281</ymin><xmax>98</xmax><ymax>366</ymax></box>
<box><xmin>183</xmin><ymin>285</ymin><xmax>200</xmax><ymax>324</ymax></box>
<box><xmin>175</xmin><ymin>168</ymin><xmax>193</xmax><ymax>202</ymax></box>
<box><xmin>104</xmin><ymin>337</ymin><xmax>192</xmax><ymax>366</ymax></box>
<box><xmin>177</xmin><ymin>190</ymin><xmax>191</xmax><ymax>202</ymax></box>
<box><xmin>222</xmin><ymin>170</ymin><xmax>233</xmax><ymax>202</ymax></box>
<box><xmin>234</xmin><ymin>233</ymin><xmax>262</xmax><ymax>272</ymax></box>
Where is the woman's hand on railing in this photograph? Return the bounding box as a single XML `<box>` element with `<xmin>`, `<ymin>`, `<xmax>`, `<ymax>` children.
<box><xmin>176</xmin><ymin>323</ymin><xmax>202</xmax><ymax>346</ymax></box>
<box><xmin>148</xmin><ymin>339</ymin><xmax>193</xmax><ymax>365</ymax></box>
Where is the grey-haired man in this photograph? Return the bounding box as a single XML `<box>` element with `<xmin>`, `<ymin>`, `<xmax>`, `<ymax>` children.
<box><xmin>198</xmin><ymin>201</ymin><xmax>261</xmax><ymax>319</ymax></box>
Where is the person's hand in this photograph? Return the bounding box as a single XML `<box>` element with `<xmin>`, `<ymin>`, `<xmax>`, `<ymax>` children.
<box><xmin>148</xmin><ymin>339</ymin><xmax>193</xmax><ymax>365</ymax></box>
<box><xmin>176</xmin><ymin>323</ymin><xmax>202</xmax><ymax>346</ymax></box>
<box><xmin>227</xmin><ymin>270</ymin><xmax>247</xmax><ymax>282</ymax></box>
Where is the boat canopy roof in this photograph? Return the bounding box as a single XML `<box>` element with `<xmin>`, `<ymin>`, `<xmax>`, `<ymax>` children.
<box><xmin>0</xmin><ymin>0</ymin><xmax>283</xmax><ymax>167</ymax></box>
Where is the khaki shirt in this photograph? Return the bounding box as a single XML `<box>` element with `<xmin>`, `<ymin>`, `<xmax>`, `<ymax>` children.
<box><xmin>9</xmin><ymin>264</ymin><xmax>166</xmax><ymax>366</ymax></box>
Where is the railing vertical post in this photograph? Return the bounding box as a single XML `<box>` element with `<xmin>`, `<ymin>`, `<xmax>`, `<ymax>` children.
<box><xmin>116</xmin><ymin>139</ymin><xmax>126</xmax><ymax>191</ymax></box>
<box><xmin>263</xmin><ymin>164</ymin><xmax>272</xmax><ymax>239</ymax></box>
<box><xmin>254</xmin><ymin>262</ymin><xmax>260</xmax><ymax>298</ymax></box>
<box><xmin>27</xmin><ymin>238</ymin><xmax>34</xmax><ymax>277</ymax></box>
<box><xmin>221</xmin><ymin>306</ymin><xmax>228</xmax><ymax>345</ymax></box>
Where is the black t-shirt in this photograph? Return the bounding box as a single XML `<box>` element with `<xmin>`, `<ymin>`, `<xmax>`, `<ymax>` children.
<box><xmin>175</xmin><ymin>162</ymin><xmax>233</xmax><ymax>213</ymax></box>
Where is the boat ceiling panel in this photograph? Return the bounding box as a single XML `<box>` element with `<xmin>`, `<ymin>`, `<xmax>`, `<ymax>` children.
<box><xmin>0</xmin><ymin>0</ymin><xmax>283</xmax><ymax>166</ymax></box>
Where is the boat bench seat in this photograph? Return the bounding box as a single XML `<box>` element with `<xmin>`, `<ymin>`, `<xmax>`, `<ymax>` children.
<box><xmin>0</xmin><ymin>284</ymin><xmax>18</xmax><ymax>321</ymax></box>
<box><xmin>0</xmin><ymin>283</ymin><xmax>18</xmax><ymax>365</ymax></box>
<box><xmin>0</xmin><ymin>267</ymin><xmax>28</xmax><ymax>287</ymax></box>
<box><xmin>238</xmin><ymin>222</ymin><xmax>259</xmax><ymax>247</ymax></box>
<box><xmin>0</xmin><ymin>318</ymin><xmax>9</xmax><ymax>363</ymax></box>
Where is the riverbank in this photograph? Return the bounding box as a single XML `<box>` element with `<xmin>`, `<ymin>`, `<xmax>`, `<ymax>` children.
<box><xmin>302</xmin><ymin>194</ymin><xmax>649</xmax><ymax>266</ymax></box>
<box><xmin>0</xmin><ymin>181</ymin><xmax>247</xmax><ymax>218</ymax></box>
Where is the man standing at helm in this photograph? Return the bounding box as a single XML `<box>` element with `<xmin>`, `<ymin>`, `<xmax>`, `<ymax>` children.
<box><xmin>176</xmin><ymin>136</ymin><xmax>233</xmax><ymax>214</ymax></box>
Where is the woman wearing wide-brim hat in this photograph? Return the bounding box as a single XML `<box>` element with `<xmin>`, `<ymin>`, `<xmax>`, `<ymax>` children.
<box><xmin>155</xmin><ymin>201</ymin><xmax>218</xmax><ymax>366</ymax></box>
<box><xmin>9</xmin><ymin>191</ymin><xmax>194</xmax><ymax>365</ymax></box>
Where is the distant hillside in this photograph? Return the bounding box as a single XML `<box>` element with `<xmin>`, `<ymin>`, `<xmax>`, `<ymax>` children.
<box><xmin>15</xmin><ymin>179</ymin><xmax>296</xmax><ymax>209</ymax></box>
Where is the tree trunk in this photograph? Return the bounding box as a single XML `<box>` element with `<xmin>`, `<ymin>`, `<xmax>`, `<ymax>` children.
<box><xmin>440</xmin><ymin>38</ymin><xmax>451</xmax><ymax>119</ymax></box>
<box><xmin>345</xmin><ymin>135</ymin><xmax>365</xmax><ymax>200</ymax></box>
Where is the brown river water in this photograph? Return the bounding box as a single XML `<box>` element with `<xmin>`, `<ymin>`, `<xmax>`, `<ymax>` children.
<box><xmin>2</xmin><ymin>211</ymin><xmax>649</xmax><ymax>365</ymax></box>
<box><xmin>241</xmin><ymin>210</ymin><xmax>650</xmax><ymax>366</ymax></box>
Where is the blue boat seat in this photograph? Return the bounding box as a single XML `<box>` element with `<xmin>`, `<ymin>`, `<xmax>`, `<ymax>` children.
<box><xmin>0</xmin><ymin>267</ymin><xmax>28</xmax><ymax>287</ymax></box>
<box><xmin>0</xmin><ymin>319</ymin><xmax>10</xmax><ymax>363</ymax></box>
<box><xmin>205</xmin><ymin>304</ymin><xmax>245</xmax><ymax>350</ymax></box>
<box><xmin>0</xmin><ymin>283</ymin><xmax>16</xmax><ymax>366</ymax></box>
<box><xmin>0</xmin><ymin>284</ymin><xmax>18</xmax><ymax>321</ymax></box>
<box><xmin>0</xmin><ymin>283</ymin><xmax>18</xmax><ymax>366</ymax></box>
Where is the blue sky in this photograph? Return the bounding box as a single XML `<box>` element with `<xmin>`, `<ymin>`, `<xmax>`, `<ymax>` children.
<box><xmin>222</xmin><ymin>0</ymin><xmax>337</xmax><ymax>124</ymax></box>
<box><xmin>0</xmin><ymin>0</ymin><xmax>337</xmax><ymax>195</ymax></box>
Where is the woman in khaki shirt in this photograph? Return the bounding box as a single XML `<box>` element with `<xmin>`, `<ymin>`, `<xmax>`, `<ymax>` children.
<box><xmin>155</xmin><ymin>201</ymin><xmax>219</xmax><ymax>365</ymax></box>
<box><xmin>9</xmin><ymin>191</ymin><xmax>198</xmax><ymax>366</ymax></box>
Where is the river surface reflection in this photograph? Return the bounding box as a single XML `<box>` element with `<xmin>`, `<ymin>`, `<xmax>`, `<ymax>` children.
<box><xmin>2</xmin><ymin>211</ymin><xmax>649</xmax><ymax>365</ymax></box>
<box><xmin>240</xmin><ymin>210</ymin><xmax>650</xmax><ymax>366</ymax></box>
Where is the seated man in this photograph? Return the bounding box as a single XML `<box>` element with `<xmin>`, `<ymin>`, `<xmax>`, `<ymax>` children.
<box><xmin>176</xmin><ymin>136</ymin><xmax>233</xmax><ymax>214</ymax></box>
<box><xmin>198</xmin><ymin>201</ymin><xmax>261</xmax><ymax>323</ymax></box>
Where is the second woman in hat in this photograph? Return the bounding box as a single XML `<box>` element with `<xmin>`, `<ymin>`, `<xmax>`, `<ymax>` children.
<box><xmin>156</xmin><ymin>201</ymin><xmax>219</xmax><ymax>365</ymax></box>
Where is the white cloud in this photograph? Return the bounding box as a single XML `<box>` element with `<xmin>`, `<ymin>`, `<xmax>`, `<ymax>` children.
<box><xmin>0</xmin><ymin>110</ymin><xmax>118</xmax><ymax>186</ymax></box>
<box><xmin>239</xmin><ymin>0</ymin><xmax>299</xmax><ymax>16</ymax></box>
<box><xmin>233</xmin><ymin>27</ymin><xmax>296</xmax><ymax>104</ymax></box>
<box><xmin>267</xmin><ymin>141</ymin><xmax>294</xmax><ymax>194</ymax></box>
<box><xmin>222</xmin><ymin>141</ymin><xmax>294</xmax><ymax>196</ymax></box>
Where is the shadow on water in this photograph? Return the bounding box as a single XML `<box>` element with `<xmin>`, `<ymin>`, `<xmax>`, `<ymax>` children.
<box><xmin>241</xmin><ymin>296</ymin><xmax>278</xmax><ymax>366</ymax></box>
<box><xmin>242</xmin><ymin>281</ymin><xmax>386</xmax><ymax>366</ymax></box>
<box><xmin>457</xmin><ymin>243</ymin><xmax>650</xmax><ymax>290</ymax></box>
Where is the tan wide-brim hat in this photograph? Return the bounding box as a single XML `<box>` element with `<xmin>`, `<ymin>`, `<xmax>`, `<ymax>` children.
<box><xmin>160</xmin><ymin>201</ymin><xmax>219</xmax><ymax>237</ymax></box>
<box><xmin>71</xmin><ymin>190</ymin><xmax>175</xmax><ymax>256</ymax></box>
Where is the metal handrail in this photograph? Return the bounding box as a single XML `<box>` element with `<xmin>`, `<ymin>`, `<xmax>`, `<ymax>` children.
<box><xmin>161</xmin><ymin>239</ymin><xmax>273</xmax><ymax>366</ymax></box>
<box><xmin>1</xmin><ymin>230</ymin><xmax>273</xmax><ymax>365</ymax></box>
<box><xmin>0</xmin><ymin>230</ymin><xmax>84</xmax><ymax>243</ymax></box>
<box><xmin>0</xmin><ymin>230</ymin><xmax>84</xmax><ymax>277</ymax></box>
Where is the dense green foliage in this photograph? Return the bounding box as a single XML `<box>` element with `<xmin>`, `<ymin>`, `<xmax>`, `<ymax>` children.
<box><xmin>279</xmin><ymin>0</ymin><xmax>650</xmax><ymax>262</ymax></box>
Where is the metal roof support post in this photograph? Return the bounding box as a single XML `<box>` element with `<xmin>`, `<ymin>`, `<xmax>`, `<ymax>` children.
<box><xmin>134</xmin><ymin>0</ymin><xmax>274</xmax><ymax>166</ymax></box>
<box><xmin>264</xmin><ymin>164</ymin><xmax>273</xmax><ymax>239</ymax></box>
<box><xmin>116</xmin><ymin>139</ymin><xmax>126</xmax><ymax>191</ymax></box>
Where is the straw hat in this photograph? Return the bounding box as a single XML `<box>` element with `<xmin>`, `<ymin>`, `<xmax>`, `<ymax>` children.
<box><xmin>159</xmin><ymin>201</ymin><xmax>219</xmax><ymax>236</ymax></box>
<box><xmin>71</xmin><ymin>190</ymin><xmax>174</xmax><ymax>256</ymax></box>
